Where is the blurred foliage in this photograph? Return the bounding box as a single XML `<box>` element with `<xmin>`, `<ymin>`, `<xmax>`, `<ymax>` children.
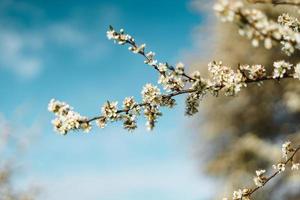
<box><xmin>0</xmin><ymin>117</ymin><xmax>38</xmax><ymax>200</ymax></box>
<box><xmin>191</xmin><ymin>1</ymin><xmax>300</xmax><ymax>199</ymax></box>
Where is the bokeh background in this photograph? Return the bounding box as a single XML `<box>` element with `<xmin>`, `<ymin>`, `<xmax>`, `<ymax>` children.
<box><xmin>2</xmin><ymin>0</ymin><xmax>300</xmax><ymax>200</ymax></box>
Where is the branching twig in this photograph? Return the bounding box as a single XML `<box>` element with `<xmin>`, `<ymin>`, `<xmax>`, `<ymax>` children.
<box><xmin>86</xmin><ymin>74</ymin><xmax>293</xmax><ymax>124</ymax></box>
<box><xmin>215</xmin><ymin>0</ymin><xmax>300</xmax><ymax>55</ymax></box>
<box><xmin>228</xmin><ymin>142</ymin><xmax>300</xmax><ymax>200</ymax></box>
<box><xmin>248</xmin><ymin>0</ymin><xmax>300</xmax><ymax>6</ymax></box>
<box><xmin>48</xmin><ymin>25</ymin><xmax>300</xmax><ymax>134</ymax></box>
<box><xmin>125</xmin><ymin>37</ymin><xmax>196</xmax><ymax>83</ymax></box>
<box><xmin>86</xmin><ymin>88</ymin><xmax>196</xmax><ymax>123</ymax></box>
<box><xmin>247</xmin><ymin>146</ymin><xmax>300</xmax><ymax>199</ymax></box>
<box><xmin>236</xmin><ymin>10</ymin><xmax>297</xmax><ymax>46</ymax></box>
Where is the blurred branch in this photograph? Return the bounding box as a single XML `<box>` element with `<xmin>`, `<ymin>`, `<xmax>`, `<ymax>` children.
<box><xmin>247</xmin><ymin>145</ymin><xmax>300</xmax><ymax>199</ymax></box>
<box><xmin>215</xmin><ymin>0</ymin><xmax>300</xmax><ymax>55</ymax></box>
<box><xmin>247</xmin><ymin>0</ymin><xmax>300</xmax><ymax>6</ymax></box>
<box><xmin>228</xmin><ymin>143</ymin><xmax>300</xmax><ymax>200</ymax></box>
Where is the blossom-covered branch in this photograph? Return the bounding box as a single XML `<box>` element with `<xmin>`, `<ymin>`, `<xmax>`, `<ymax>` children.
<box><xmin>106</xmin><ymin>26</ymin><xmax>196</xmax><ymax>83</ymax></box>
<box><xmin>48</xmin><ymin>26</ymin><xmax>300</xmax><ymax>135</ymax></box>
<box><xmin>225</xmin><ymin>141</ymin><xmax>300</xmax><ymax>200</ymax></box>
<box><xmin>247</xmin><ymin>0</ymin><xmax>300</xmax><ymax>6</ymax></box>
<box><xmin>214</xmin><ymin>0</ymin><xmax>300</xmax><ymax>55</ymax></box>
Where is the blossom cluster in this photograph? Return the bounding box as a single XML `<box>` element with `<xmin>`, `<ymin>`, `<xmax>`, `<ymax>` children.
<box><xmin>253</xmin><ymin>169</ymin><xmax>267</xmax><ymax>187</ymax></box>
<box><xmin>247</xmin><ymin>0</ymin><xmax>300</xmax><ymax>6</ymax></box>
<box><xmin>48</xmin><ymin>25</ymin><xmax>300</xmax><ymax>135</ymax></box>
<box><xmin>281</xmin><ymin>141</ymin><xmax>300</xmax><ymax>170</ymax></box>
<box><xmin>273</xmin><ymin>60</ymin><xmax>293</xmax><ymax>78</ymax></box>
<box><xmin>96</xmin><ymin>98</ymin><xmax>140</xmax><ymax>131</ymax></box>
<box><xmin>107</xmin><ymin>26</ymin><xmax>189</xmax><ymax>92</ymax></box>
<box><xmin>214</xmin><ymin>0</ymin><xmax>300</xmax><ymax>55</ymax></box>
<box><xmin>239</xmin><ymin>64</ymin><xmax>266</xmax><ymax>81</ymax></box>
<box><xmin>208</xmin><ymin>61</ymin><xmax>246</xmax><ymax>96</ymax></box>
<box><xmin>278</xmin><ymin>13</ymin><xmax>300</xmax><ymax>33</ymax></box>
<box><xmin>224</xmin><ymin>141</ymin><xmax>300</xmax><ymax>200</ymax></box>
<box><xmin>223</xmin><ymin>189</ymin><xmax>251</xmax><ymax>200</ymax></box>
<box><xmin>293</xmin><ymin>63</ymin><xmax>300</xmax><ymax>79</ymax></box>
<box><xmin>48</xmin><ymin>99</ymin><xmax>91</xmax><ymax>134</ymax></box>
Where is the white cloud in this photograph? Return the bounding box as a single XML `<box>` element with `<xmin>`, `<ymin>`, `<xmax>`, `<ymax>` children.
<box><xmin>47</xmin><ymin>23</ymin><xmax>87</xmax><ymax>46</ymax></box>
<box><xmin>0</xmin><ymin>0</ymin><xmax>123</xmax><ymax>80</ymax></box>
<box><xmin>0</xmin><ymin>0</ymin><xmax>46</xmax><ymax>80</ymax></box>
<box><xmin>0</xmin><ymin>30</ymin><xmax>43</xmax><ymax>79</ymax></box>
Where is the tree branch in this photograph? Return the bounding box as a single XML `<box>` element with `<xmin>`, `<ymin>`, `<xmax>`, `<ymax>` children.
<box><xmin>49</xmin><ymin>25</ymin><xmax>300</xmax><ymax>134</ymax></box>
<box><xmin>247</xmin><ymin>0</ymin><xmax>300</xmax><ymax>6</ymax></box>
<box><xmin>86</xmin><ymin>74</ymin><xmax>294</xmax><ymax>124</ymax></box>
<box><xmin>247</xmin><ymin>146</ymin><xmax>300</xmax><ymax>199</ymax></box>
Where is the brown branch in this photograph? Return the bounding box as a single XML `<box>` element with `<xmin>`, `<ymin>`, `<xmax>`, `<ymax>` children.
<box><xmin>84</xmin><ymin>27</ymin><xmax>296</xmax><ymax>127</ymax></box>
<box><xmin>247</xmin><ymin>0</ymin><xmax>300</xmax><ymax>6</ymax></box>
<box><xmin>86</xmin><ymin>73</ymin><xmax>294</xmax><ymax>124</ymax></box>
<box><xmin>235</xmin><ymin>10</ymin><xmax>297</xmax><ymax>47</ymax></box>
<box><xmin>126</xmin><ymin>39</ymin><xmax>196</xmax><ymax>82</ymax></box>
<box><xmin>242</xmin><ymin>146</ymin><xmax>300</xmax><ymax>199</ymax></box>
<box><xmin>87</xmin><ymin>88</ymin><xmax>197</xmax><ymax>123</ymax></box>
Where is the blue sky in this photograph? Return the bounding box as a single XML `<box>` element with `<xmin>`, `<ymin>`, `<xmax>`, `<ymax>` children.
<box><xmin>0</xmin><ymin>0</ymin><xmax>215</xmax><ymax>199</ymax></box>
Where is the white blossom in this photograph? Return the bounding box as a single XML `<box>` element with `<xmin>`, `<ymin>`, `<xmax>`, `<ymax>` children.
<box><xmin>273</xmin><ymin>163</ymin><xmax>286</xmax><ymax>172</ymax></box>
<box><xmin>214</xmin><ymin>1</ymin><xmax>300</xmax><ymax>55</ymax></box>
<box><xmin>232</xmin><ymin>189</ymin><xmax>243</xmax><ymax>200</ymax></box>
<box><xmin>253</xmin><ymin>169</ymin><xmax>267</xmax><ymax>187</ymax></box>
<box><xmin>158</xmin><ymin>73</ymin><xmax>185</xmax><ymax>92</ymax></box>
<box><xmin>273</xmin><ymin>61</ymin><xmax>292</xmax><ymax>79</ymax></box>
<box><xmin>208</xmin><ymin>61</ymin><xmax>246</xmax><ymax>96</ymax></box>
<box><xmin>106</xmin><ymin>29</ymin><xmax>116</xmax><ymax>40</ymax></box>
<box><xmin>282</xmin><ymin>141</ymin><xmax>292</xmax><ymax>160</ymax></box>
<box><xmin>264</xmin><ymin>38</ymin><xmax>272</xmax><ymax>49</ymax></box>
<box><xmin>48</xmin><ymin>99</ymin><xmax>91</xmax><ymax>134</ymax></box>
<box><xmin>48</xmin><ymin>98</ymin><xmax>70</xmax><ymax>114</ymax></box>
<box><xmin>123</xmin><ymin>97</ymin><xmax>136</xmax><ymax>110</ymax></box>
<box><xmin>185</xmin><ymin>93</ymin><xmax>201</xmax><ymax>116</ymax></box>
<box><xmin>252</xmin><ymin>39</ymin><xmax>259</xmax><ymax>47</ymax></box>
<box><xmin>141</xmin><ymin>84</ymin><xmax>161</xmax><ymax>104</ymax></box>
<box><xmin>158</xmin><ymin>63</ymin><xmax>167</xmax><ymax>73</ymax></box>
<box><xmin>192</xmin><ymin>71</ymin><xmax>201</xmax><ymax>80</ymax></box>
<box><xmin>144</xmin><ymin>51</ymin><xmax>157</xmax><ymax>66</ymax></box>
<box><xmin>256</xmin><ymin>169</ymin><xmax>266</xmax><ymax>177</ymax></box>
<box><xmin>96</xmin><ymin>117</ymin><xmax>107</xmax><ymax>128</ymax></box>
<box><xmin>292</xmin><ymin>163</ymin><xmax>300</xmax><ymax>170</ymax></box>
<box><xmin>106</xmin><ymin>26</ymin><xmax>131</xmax><ymax>45</ymax></box>
<box><xmin>278</xmin><ymin>13</ymin><xmax>300</xmax><ymax>32</ymax></box>
<box><xmin>175</xmin><ymin>62</ymin><xmax>184</xmax><ymax>75</ymax></box>
<box><xmin>122</xmin><ymin>115</ymin><xmax>137</xmax><ymax>131</ymax></box>
<box><xmin>80</xmin><ymin>122</ymin><xmax>92</xmax><ymax>133</ymax></box>
<box><xmin>144</xmin><ymin>105</ymin><xmax>161</xmax><ymax>131</ymax></box>
<box><xmin>293</xmin><ymin>63</ymin><xmax>300</xmax><ymax>80</ymax></box>
<box><xmin>101</xmin><ymin>101</ymin><xmax>118</xmax><ymax>120</ymax></box>
<box><xmin>254</xmin><ymin>177</ymin><xmax>263</xmax><ymax>187</ymax></box>
<box><xmin>129</xmin><ymin>43</ymin><xmax>146</xmax><ymax>54</ymax></box>
<box><xmin>240</xmin><ymin>64</ymin><xmax>266</xmax><ymax>80</ymax></box>
<box><xmin>213</xmin><ymin>0</ymin><xmax>243</xmax><ymax>22</ymax></box>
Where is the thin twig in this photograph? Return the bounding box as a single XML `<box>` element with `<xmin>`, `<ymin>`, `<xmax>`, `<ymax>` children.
<box><xmin>247</xmin><ymin>0</ymin><xmax>300</xmax><ymax>6</ymax></box>
<box><xmin>86</xmin><ymin>73</ymin><xmax>293</xmax><ymax>124</ymax></box>
<box><xmin>244</xmin><ymin>146</ymin><xmax>300</xmax><ymax>199</ymax></box>
<box><xmin>126</xmin><ymin>39</ymin><xmax>196</xmax><ymax>82</ymax></box>
<box><xmin>235</xmin><ymin>10</ymin><xmax>297</xmax><ymax>47</ymax></box>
